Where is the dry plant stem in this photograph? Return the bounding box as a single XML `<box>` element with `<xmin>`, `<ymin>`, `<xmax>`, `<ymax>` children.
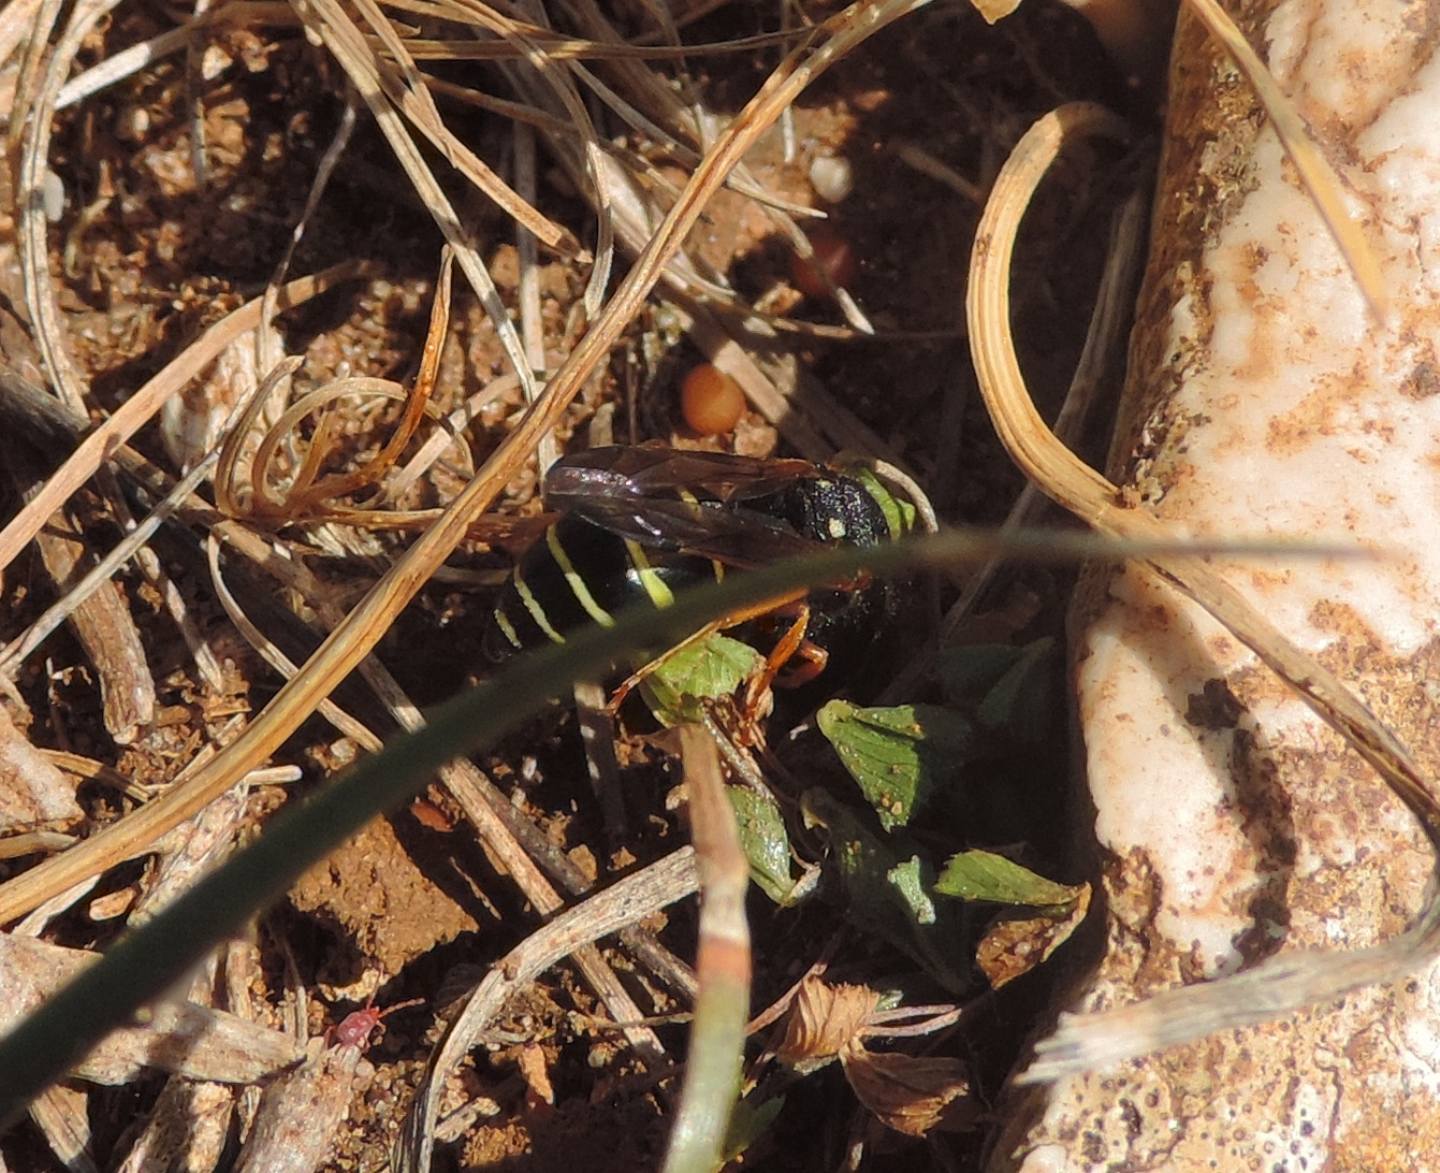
<box><xmin>395</xmin><ymin>847</ymin><xmax>700</xmax><ymax>1172</ymax></box>
<box><xmin>0</xmin><ymin>450</ymin><xmax>221</xmax><ymax>672</ymax></box>
<box><xmin>502</xmin><ymin>2</ymin><xmax>617</xmax><ymax>322</ymax></box>
<box><xmin>894</xmin><ymin>141</ymin><xmax>986</xmax><ymax>206</ymax></box>
<box><xmin>967</xmin><ymin>105</ymin><xmax>1440</xmax><ymax>1074</ymax></box>
<box><xmin>203</xmin><ymin>536</ymin><xmax>379</xmax><ymax>749</ymax></box>
<box><xmin>28</xmin><ymin>1084</ymin><xmax>94</xmax><ymax>1173</ymax></box>
<box><xmin>293</xmin><ymin>0</ymin><xmax>541</xmax><ymax>404</ymax></box>
<box><xmin>25</xmin><ymin>506</ymin><xmax>155</xmax><ymax>745</ymax></box>
<box><xmin>560</xmin><ymin>59</ymin><xmax>819</xmax><ymax>219</ymax></box>
<box><xmin>662</xmin><ymin>729</ymin><xmax>751</xmax><ymax>1173</ymax></box>
<box><xmin>0</xmin><ymin>833</ymin><xmax>75</xmax><ymax>860</ymax></box>
<box><xmin>119</xmin><ymin>785</ymin><xmax>245</xmax><ymax>1171</ymax></box>
<box><xmin>0</xmin><ymin>935</ymin><xmax>303</xmax><ymax>1084</ymax></box>
<box><xmin>4</xmin><ymin>444</ymin><xmax>156</xmax><ymax>743</ymax></box>
<box><xmin>0</xmin><ymin>262</ymin><xmax>369</xmax><ymax>574</ymax></box>
<box><xmin>514</xmin><ymin>122</ymin><xmax>560</xmax><ymax>473</ymax></box>
<box><xmin>116</xmin><ymin>1077</ymin><xmax>233</xmax><ymax>1173</ymax></box>
<box><xmin>42</xmin><ymin>752</ymin><xmax>149</xmax><ymax>801</ymax></box>
<box><xmin>19</xmin><ymin>0</ymin><xmax>123</xmax><ymax>414</ymax></box>
<box><xmin>2</xmin><ymin>0</ymin><xmax>59</xmax><ymax>146</ymax></box>
<box><xmin>0</xmin><ymin>0</ymin><xmax>925</xmax><ymax>924</ymax></box>
<box><xmin>233</xmin><ymin>1013</ymin><xmax>382</xmax><ymax>1173</ymax></box>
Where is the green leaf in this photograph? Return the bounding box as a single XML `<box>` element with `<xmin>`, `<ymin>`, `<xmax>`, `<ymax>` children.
<box><xmin>802</xmin><ymin>790</ymin><xmax>967</xmax><ymax>992</ymax></box>
<box><xmin>935</xmin><ymin>850</ymin><xmax>1080</xmax><ymax>910</ymax></box>
<box><xmin>817</xmin><ymin>701</ymin><xmax>976</xmax><ymax>829</ymax></box>
<box><xmin>975</xmin><ymin>638</ymin><xmax>1055</xmax><ymax>744</ymax></box>
<box><xmin>729</xmin><ymin>787</ymin><xmax>799</xmax><ymax>905</ymax></box>
<box><xmin>723</xmin><ymin>1095</ymin><xmax>786</xmax><ymax>1162</ymax></box>
<box><xmin>885</xmin><ymin>856</ymin><xmax>937</xmax><ymax>926</ymax></box>
<box><xmin>642</xmin><ymin>632</ymin><xmax>763</xmax><ymax>724</ymax></box>
<box><xmin>935</xmin><ymin>643</ymin><xmax>1029</xmax><ymax>704</ymax></box>
<box><xmin>846</xmin><ymin>464</ymin><xmax>914</xmax><ymax>539</ymax></box>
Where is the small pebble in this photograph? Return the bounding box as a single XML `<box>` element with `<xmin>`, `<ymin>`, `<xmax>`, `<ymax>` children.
<box><xmin>680</xmin><ymin>363</ymin><xmax>746</xmax><ymax>435</ymax></box>
<box><xmin>790</xmin><ymin>226</ymin><xmax>857</xmax><ymax>299</ymax></box>
<box><xmin>808</xmin><ymin>155</ymin><xmax>854</xmax><ymax>204</ymax></box>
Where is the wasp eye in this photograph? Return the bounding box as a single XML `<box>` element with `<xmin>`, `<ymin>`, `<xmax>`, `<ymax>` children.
<box><xmin>680</xmin><ymin>363</ymin><xmax>746</xmax><ymax>436</ymax></box>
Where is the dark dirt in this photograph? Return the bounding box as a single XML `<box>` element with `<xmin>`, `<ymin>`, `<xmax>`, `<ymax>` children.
<box><xmin>0</xmin><ymin>1</ymin><xmax>1141</xmax><ymax>1169</ymax></box>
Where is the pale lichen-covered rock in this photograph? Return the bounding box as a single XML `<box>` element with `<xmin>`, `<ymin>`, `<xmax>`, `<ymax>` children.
<box><xmin>996</xmin><ymin>1</ymin><xmax>1440</xmax><ymax>1168</ymax></box>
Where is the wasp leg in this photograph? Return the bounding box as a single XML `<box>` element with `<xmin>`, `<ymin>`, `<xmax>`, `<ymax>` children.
<box><xmin>607</xmin><ymin>620</ymin><xmax>727</xmax><ymax>713</ymax></box>
<box><xmin>776</xmin><ymin>640</ymin><xmax>829</xmax><ymax>688</ymax></box>
<box><xmin>742</xmin><ymin>604</ymin><xmax>830</xmax><ymax>722</ymax></box>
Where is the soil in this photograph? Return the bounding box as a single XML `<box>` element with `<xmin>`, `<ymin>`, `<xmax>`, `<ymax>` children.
<box><xmin>0</xmin><ymin>2</ymin><xmax>1141</xmax><ymax>1169</ymax></box>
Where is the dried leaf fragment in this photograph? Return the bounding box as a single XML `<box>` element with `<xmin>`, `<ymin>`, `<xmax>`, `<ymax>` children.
<box><xmin>775</xmin><ymin>976</ymin><xmax>879</xmax><ymax>1068</ymax></box>
<box><xmin>839</xmin><ymin>1040</ymin><xmax>974</xmax><ymax>1137</ymax></box>
<box><xmin>976</xmin><ymin>883</ymin><xmax>1091</xmax><ymax>989</ymax></box>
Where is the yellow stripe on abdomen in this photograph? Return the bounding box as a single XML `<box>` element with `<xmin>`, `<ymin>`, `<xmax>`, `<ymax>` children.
<box><xmin>623</xmin><ymin>539</ymin><xmax>676</xmax><ymax>608</ymax></box>
<box><xmin>547</xmin><ymin>527</ymin><xmax>616</xmax><ymax>627</ymax></box>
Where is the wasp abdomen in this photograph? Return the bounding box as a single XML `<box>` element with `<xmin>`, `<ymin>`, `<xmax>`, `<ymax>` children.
<box><xmin>482</xmin><ymin>515</ymin><xmax>715</xmax><ymax>662</ymax></box>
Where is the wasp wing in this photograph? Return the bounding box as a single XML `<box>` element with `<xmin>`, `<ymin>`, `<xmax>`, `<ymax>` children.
<box><xmin>553</xmin><ymin>493</ymin><xmax>822</xmax><ymax>568</ymax></box>
<box><xmin>545</xmin><ymin>446</ymin><xmax>817</xmax><ymax>508</ymax></box>
<box><xmin>543</xmin><ymin>446</ymin><xmax>826</xmax><ymax>568</ymax></box>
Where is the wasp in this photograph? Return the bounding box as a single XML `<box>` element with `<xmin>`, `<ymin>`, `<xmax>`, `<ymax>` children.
<box><xmin>482</xmin><ymin>445</ymin><xmax>912</xmax><ymax>703</ymax></box>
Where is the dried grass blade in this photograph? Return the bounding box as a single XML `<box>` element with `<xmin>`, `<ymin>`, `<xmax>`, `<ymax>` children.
<box><xmin>0</xmin><ymin>451</ymin><xmax>221</xmax><ymax>673</ymax></box>
<box><xmin>18</xmin><ymin>0</ymin><xmax>123</xmax><ymax>413</ymax></box>
<box><xmin>293</xmin><ymin>0</ymin><xmax>539</xmax><ymax>398</ymax></box>
<box><xmin>0</xmin><ymin>0</ymin><xmax>48</xmax><ymax>73</ymax></box>
<box><xmin>390</xmin><ymin>29</ymin><xmax>797</xmax><ymax>61</ymax></box>
<box><xmin>662</xmin><ymin>729</ymin><xmax>750</xmax><ymax>1173</ymax></box>
<box><xmin>304</xmin><ymin>0</ymin><xmax>579</xmax><ymax>256</ymax></box>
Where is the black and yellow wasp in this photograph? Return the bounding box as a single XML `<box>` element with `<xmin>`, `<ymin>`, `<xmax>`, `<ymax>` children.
<box><xmin>482</xmin><ymin>445</ymin><xmax>913</xmax><ymax>697</ymax></box>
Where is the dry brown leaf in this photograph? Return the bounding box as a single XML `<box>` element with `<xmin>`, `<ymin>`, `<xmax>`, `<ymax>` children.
<box><xmin>976</xmin><ymin>883</ymin><xmax>1091</xmax><ymax>989</ymax></box>
<box><xmin>775</xmin><ymin>976</ymin><xmax>878</xmax><ymax>1068</ymax></box>
<box><xmin>839</xmin><ymin>1040</ymin><xmax>975</xmax><ymax>1137</ymax></box>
